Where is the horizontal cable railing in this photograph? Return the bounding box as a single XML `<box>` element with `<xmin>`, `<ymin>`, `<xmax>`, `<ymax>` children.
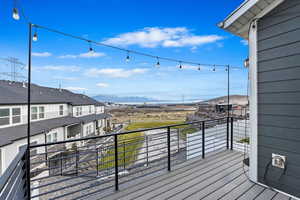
<box><xmin>0</xmin><ymin>146</ymin><xmax>28</xmax><ymax>200</ymax></box>
<box><xmin>0</xmin><ymin>117</ymin><xmax>249</xmax><ymax>200</ymax></box>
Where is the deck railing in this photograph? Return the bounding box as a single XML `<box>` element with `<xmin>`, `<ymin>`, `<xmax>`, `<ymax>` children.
<box><xmin>0</xmin><ymin>146</ymin><xmax>28</xmax><ymax>200</ymax></box>
<box><xmin>0</xmin><ymin>117</ymin><xmax>249</xmax><ymax>200</ymax></box>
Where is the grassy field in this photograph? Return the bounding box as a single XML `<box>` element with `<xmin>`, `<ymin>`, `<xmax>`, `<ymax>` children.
<box><xmin>98</xmin><ymin>121</ymin><xmax>186</xmax><ymax>170</ymax></box>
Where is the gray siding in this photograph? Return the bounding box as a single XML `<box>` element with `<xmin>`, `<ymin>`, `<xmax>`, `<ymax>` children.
<box><xmin>257</xmin><ymin>0</ymin><xmax>300</xmax><ymax>197</ymax></box>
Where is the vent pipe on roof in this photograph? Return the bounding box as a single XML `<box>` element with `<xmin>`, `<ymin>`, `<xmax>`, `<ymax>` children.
<box><xmin>59</xmin><ymin>82</ymin><xmax>62</xmax><ymax>92</ymax></box>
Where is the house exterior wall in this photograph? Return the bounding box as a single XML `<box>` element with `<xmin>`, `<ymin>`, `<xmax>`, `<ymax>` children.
<box><xmin>0</xmin><ymin>133</ymin><xmax>45</xmax><ymax>175</ymax></box>
<box><xmin>0</xmin><ymin>103</ymin><xmax>69</xmax><ymax>129</ymax></box>
<box><xmin>257</xmin><ymin>0</ymin><xmax>300</xmax><ymax>197</ymax></box>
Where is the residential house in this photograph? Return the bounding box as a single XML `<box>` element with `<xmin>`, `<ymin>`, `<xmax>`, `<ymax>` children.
<box><xmin>0</xmin><ymin>80</ymin><xmax>110</xmax><ymax>175</ymax></box>
<box><xmin>219</xmin><ymin>0</ymin><xmax>300</xmax><ymax>198</ymax></box>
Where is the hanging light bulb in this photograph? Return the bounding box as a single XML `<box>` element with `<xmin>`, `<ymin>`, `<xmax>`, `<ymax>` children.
<box><xmin>32</xmin><ymin>32</ymin><xmax>38</xmax><ymax>42</ymax></box>
<box><xmin>198</xmin><ymin>64</ymin><xmax>201</xmax><ymax>71</ymax></box>
<box><xmin>12</xmin><ymin>8</ymin><xmax>20</xmax><ymax>20</ymax></box>
<box><xmin>88</xmin><ymin>41</ymin><xmax>93</xmax><ymax>52</ymax></box>
<box><xmin>179</xmin><ymin>62</ymin><xmax>183</xmax><ymax>69</ymax></box>
<box><xmin>126</xmin><ymin>51</ymin><xmax>130</xmax><ymax>62</ymax></box>
<box><xmin>212</xmin><ymin>65</ymin><xmax>216</xmax><ymax>72</ymax></box>
<box><xmin>156</xmin><ymin>57</ymin><xmax>160</xmax><ymax>67</ymax></box>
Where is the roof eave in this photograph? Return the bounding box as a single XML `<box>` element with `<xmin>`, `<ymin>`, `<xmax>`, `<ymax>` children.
<box><xmin>218</xmin><ymin>0</ymin><xmax>285</xmax><ymax>39</ymax></box>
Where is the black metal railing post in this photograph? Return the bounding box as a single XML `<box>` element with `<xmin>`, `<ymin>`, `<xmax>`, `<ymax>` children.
<box><xmin>146</xmin><ymin>135</ymin><xmax>149</xmax><ymax>166</ymax></box>
<box><xmin>202</xmin><ymin>121</ymin><xmax>205</xmax><ymax>159</ymax></box>
<box><xmin>226</xmin><ymin>117</ymin><xmax>229</xmax><ymax>149</ymax></box>
<box><xmin>230</xmin><ymin>117</ymin><xmax>234</xmax><ymax>150</ymax></box>
<box><xmin>76</xmin><ymin>150</ymin><xmax>79</xmax><ymax>175</ymax></box>
<box><xmin>114</xmin><ymin>134</ymin><xmax>119</xmax><ymax>191</ymax></box>
<box><xmin>96</xmin><ymin>148</ymin><xmax>99</xmax><ymax>176</ymax></box>
<box><xmin>177</xmin><ymin>129</ymin><xmax>180</xmax><ymax>152</ymax></box>
<box><xmin>167</xmin><ymin>127</ymin><xmax>171</xmax><ymax>171</ymax></box>
<box><xmin>60</xmin><ymin>152</ymin><xmax>63</xmax><ymax>176</ymax></box>
<box><xmin>123</xmin><ymin>142</ymin><xmax>126</xmax><ymax>169</ymax></box>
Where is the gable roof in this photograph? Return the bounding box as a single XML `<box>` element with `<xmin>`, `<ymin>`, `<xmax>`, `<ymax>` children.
<box><xmin>218</xmin><ymin>0</ymin><xmax>285</xmax><ymax>39</ymax></box>
<box><xmin>0</xmin><ymin>80</ymin><xmax>104</xmax><ymax>106</ymax></box>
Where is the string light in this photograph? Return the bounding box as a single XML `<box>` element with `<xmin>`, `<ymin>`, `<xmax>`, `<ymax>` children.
<box><xmin>156</xmin><ymin>57</ymin><xmax>160</xmax><ymax>67</ymax></box>
<box><xmin>212</xmin><ymin>65</ymin><xmax>216</xmax><ymax>72</ymax></box>
<box><xmin>88</xmin><ymin>41</ymin><xmax>93</xmax><ymax>52</ymax></box>
<box><xmin>198</xmin><ymin>64</ymin><xmax>201</xmax><ymax>71</ymax></box>
<box><xmin>12</xmin><ymin>8</ymin><xmax>20</xmax><ymax>20</ymax></box>
<box><xmin>126</xmin><ymin>51</ymin><xmax>130</xmax><ymax>62</ymax></box>
<box><xmin>179</xmin><ymin>62</ymin><xmax>183</xmax><ymax>69</ymax></box>
<box><xmin>32</xmin><ymin>28</ymin><xmax>38</xmax><ymax>42</ymax></box>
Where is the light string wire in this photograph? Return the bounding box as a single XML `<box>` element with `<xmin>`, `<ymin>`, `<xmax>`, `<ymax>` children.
<box><xmin>11</xmin><ymin>1</ymin><xmax>246</xmax><ymax>70</ymax></box>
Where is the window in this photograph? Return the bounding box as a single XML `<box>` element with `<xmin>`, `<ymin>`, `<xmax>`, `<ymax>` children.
<box><xmin>47</xmin><ymin>132</ymin><xmax>58</xmax><ymax>143</ymax></box>
<box><xmin>59</xmin><ymin>105</ymin><xmax>64</xmax><ymax>116</ymax></box>
<box><xmin>79</xmin><ymin>107</ymin><xmax>82</xmax><ymax>115</ymax></box>
<box><xmin>46</xmin><ymin>134</ymin><xmax>52</xmax><ymax>143</ymax></box>
<box><xmin>39</xmin><ymin>107</ymin><xmax>45</xmax><ymax>119</ymax></box>
<box><xmin>0</xmin><ymin>108</ymin><xmax>10</xmax><ymax>126</ymax></box>
<box><xmin>31</xmin><ymin>107</ymin><xmax>38</xmax><ymax>120</ymax></box>
<box><xmin>53</xmin><ymin>132</ymin><xmax>58</xmax><ymax>142</ymax></box>
<box><xmin>76</xmin><ymin>107</ymin><xmax>80</xmax><ymax>116</ymax></box>
<box><xmin>89</xmin><ymin>105</ymin><xmax>92</xmax><ymax>114</ymax></box>
<box><xmin>12</xmin><ymin>108</ymin><xmax>21</xmax><ymax>124</ymax></box>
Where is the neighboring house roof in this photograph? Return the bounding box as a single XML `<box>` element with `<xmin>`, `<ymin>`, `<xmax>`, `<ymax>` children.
<box><xmin>0</xmin><ymin>113</ymin><xmax>111</xmax><ymax>147</ymax></box>
<box><xmin>218</xmin><ymin>0</ymin><xmax>285</xmax><ymax>39</ymax></box>
<box><xmin>0</xmin><ymin>80</ymin><xmax>104</xmax><ymax>106</ymax></box>
<box><xmin>0</xmin><ymin>116</ymin><xmax>81</xmax><ymax>147</ymax></box>
<box><xmin>78</xmin><ymin>113</ymin><xmax>112</xmax><ymax>124</ymax></box>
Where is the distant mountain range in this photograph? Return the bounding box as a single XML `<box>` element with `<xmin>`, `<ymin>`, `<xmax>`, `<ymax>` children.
<box><xmin>93</xmin><ymin>95</ymin><xmax>160</xmax><ymax>103</ymax></box>
<box><xmin>93</xmin><ymin>94</ymin><xmax>248</xmax><ymax>105</ymax></box>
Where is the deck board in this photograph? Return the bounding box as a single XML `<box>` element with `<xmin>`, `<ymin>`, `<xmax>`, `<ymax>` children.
<box><xmin>86</xmin><ymin>150</ymin><xmax>293</xmax><ymax>200</ymax></box>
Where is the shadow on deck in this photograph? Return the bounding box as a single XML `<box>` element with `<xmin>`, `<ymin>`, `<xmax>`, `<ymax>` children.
<box><xmin>89</xmin><ymin>150</ymin><xmax>292</xmax><ymax>200</ymax></box>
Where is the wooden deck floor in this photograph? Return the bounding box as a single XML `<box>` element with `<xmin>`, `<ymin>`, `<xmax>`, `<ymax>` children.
<box><xmin>98</xmin><ymin>151</ymin><xmax>294</xmax><ymax>200</ymax></box>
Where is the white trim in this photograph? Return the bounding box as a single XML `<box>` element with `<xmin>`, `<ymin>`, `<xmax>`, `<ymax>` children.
<box><xmin>220</xmin><ymin>0</ymin><xmax>285</xmax><ymax>39</ymax></box>
<box><xmin>221</xmin><ymin>0</ymin><xmax>260</xmax><ymax>29</ymax></box>
<box><xmin>256</xmin><ymin>182</ymin><xmax>300</xmax><ymax>200</ymax></box>
<box><xmin>249</xmin><ymin>19</ymin><xmax>258</xmax><ymax>182</ymax></box>
<box><xmin>236</xmin><ymin>0</ymin><xmax>285</xmax><ymax>37</ymax></box>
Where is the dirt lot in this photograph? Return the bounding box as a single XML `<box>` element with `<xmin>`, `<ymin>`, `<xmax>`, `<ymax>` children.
<box><xmin>109</xmin><ymin>106</ymin><xmax>196</xmax><ymax>124</ymax></box>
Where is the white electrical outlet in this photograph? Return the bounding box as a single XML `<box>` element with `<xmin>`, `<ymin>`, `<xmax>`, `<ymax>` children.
<box><xmin>272</xmin><ymin>153</ymin><xmax>286</xmax><ymax>169</ymax></box>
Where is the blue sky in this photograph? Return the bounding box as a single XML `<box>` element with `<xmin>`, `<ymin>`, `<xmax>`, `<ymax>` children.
<box><xmin>0</xmin><ymin>0</ymin><xmax>248</xmax><ymax>101</ymax></box>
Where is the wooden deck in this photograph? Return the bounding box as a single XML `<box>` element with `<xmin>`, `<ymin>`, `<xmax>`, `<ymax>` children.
<box><xmin>98</xmin><ymin>151</ymin><xmax>294</xmax><ymax>200</ymax></box>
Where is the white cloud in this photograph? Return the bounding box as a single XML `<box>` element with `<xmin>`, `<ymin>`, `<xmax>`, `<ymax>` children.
<box><xmin>58</xmin><ymin>51</ymin><xmax>105</xmax><ymax>59</ymax></box>
<box><xmin>64</xmin><ymin>87</ymin><xmax>88</xmax><ymax>91</ymax></box>
<box><xmin>40</xmin><ymin>65</ymin><xmax>81</xmax><ymax>72</ymax></box>
<box><xmin>241</xmin><ymin>40</ymin><xmax>248</xmax><ymax>46</ymax></box>
<box><xmin>85</xmin><ymin>68</ymin><xmax>148</xmax><ymax>78</ymax></box>
<box><xmin>103</xmin><ymin>27</ymin><xmax>223</xmax><ymax>48</ymax></box>
<box><xmin>96</xmin><ymin>83</ymin><xmax>109</xmax><ymax>88</ymax></box>
<box><xmin>32</xmin><ymin>52</ymin><xmax>52</xmax><ymax>57</ymax></box>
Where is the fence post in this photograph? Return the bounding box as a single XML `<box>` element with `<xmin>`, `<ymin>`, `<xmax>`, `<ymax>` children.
<box><xmin>226</xmin><ymin>117</ymin><xmax>229</xmax><ymax>149</ymax></box>
<box><xmin>177</xmin><ymin>128</ymin><xmax>180</xmax><ymax>152</ymax></box>
<box><xmin>60</xmin><ymin>152</ymin><xmax>63</xmax><ymax>176</ymax></box>
<box><xmin>96</xmin><ymin>148</ymin><xmax>99</xmax><ymax>177</ymax></box>
<box><xmin>146</xmin><ymin>135</ymin><xmax>149</xmax><ymax>166</ymax></box>
<box><xmin>123</xmin><ymin>142</ymin><xmax>126</xmax><ymax>169</ymax></box>
<box><xmin>114</xmin><ymin>134</ymin><xmax>119</xmax><ymax>191</ymax></box>
<box><xmin>167</xmin><ymin>127</ymin><xmax>171</xmax><ymax>171</ymax></box>
<box><xmin>75</xmin><ymin>150</ymin><xmax>79</xmax><ymax>175</ymax></box>
<box><xmin>202</xmin><ymin>121</ymin><xmax>205</xmax><ymax>159</ymax></box>
<box><xmin>231</xmin><ymin>117</ymin><xmax>234</xmax><ymax>150</ymax></box>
